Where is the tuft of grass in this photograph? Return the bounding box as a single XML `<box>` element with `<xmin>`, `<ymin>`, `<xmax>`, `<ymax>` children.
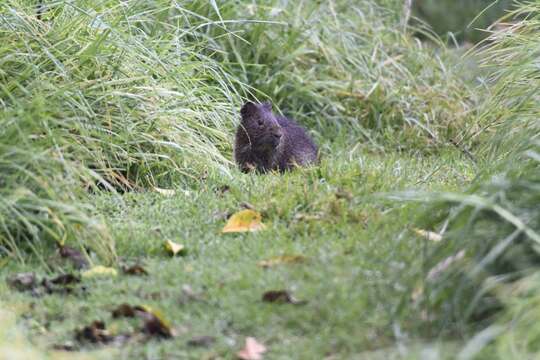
<box><xmin>181</xmin><ymin>0</ymin><xmax>480</xmax><ymax>151</ymax></box>
<box><xmin>405</xmin><ymin>2</ymin><xmax>540</xmax><ymax>354</ymax></box>
<box><xmin>0</xmin><ymin>0</ymin><xmax>245</xmax><ymax>259</ymax></box>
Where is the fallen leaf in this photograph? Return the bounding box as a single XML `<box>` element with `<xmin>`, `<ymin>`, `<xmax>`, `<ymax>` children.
<box><xmin>222</xmin><ymin>209</ymin><xmax>266</xmax><ymax>233</ymax></box>
<box><xmin>122</xmin><ymin>264</ymin><xmax>148</xmax><ymax>276</ymax></box>
<box><xmin>75</xmin><ymin>320</ymin><xmax>112</xmax><ymax>344</ymax></box>
<box><xmin>187</xmin><ymin>335</ymin><xmax>216</xmax><ymax>347</ymax></box>
<box><xmin>112</xmin><ymin>304</ymin><xmax>137</xmax><ymax>318</ymax></box>
<box><xmin>258</xmin><ymin>255</ymin><xmax>307</xmax><ymax>268</ymax></box>
<box><xmin>58</xmin><ymin>244</ymin><xmax>89</xmax><ymax>269</ymax></box>
<box><xmin>41</xmin><ymin>274</ymin><xmax>83</xmax><ymax>295</ymax></box>
<box><xmin>413</xmin><ymin>228</ymin><xmax>443</xmax><ymax>242</ymax></box>
<box><xmin>7</xmin><ymin>272</ymin><xmax>37</xmax><ymax>292</ymax></box>
<box><xmin>154</xmin><ymin>187</ymin><xmax>176</xmax><ymax>197</ymax></box>
<box><xmin>164</xmin><ymin>240</ymin><xmax>186</xmax><ymax>256</ymax></box>
<box><xmin>111</xmin><ymin>304</ymin><xmax>174</xmax><ymax>338</ymax></box>
<box><xmin>82</xmin><ymin>266</ymin><xmax>118</xmax><ymax>278</ymax></box>
<box><xmin>135</xmin><ymin>306</ymin><xmax>174</xmax><ymax>338</ymax></box>
<box><xmin>262</xmin><ymin>290</ymin><xmax>307</xmax><ymax>305</ymax></box>
<box><xmin>237</xmin><ymin>337</ymin><xmax>267</xmax><ymax>360</ymax></box>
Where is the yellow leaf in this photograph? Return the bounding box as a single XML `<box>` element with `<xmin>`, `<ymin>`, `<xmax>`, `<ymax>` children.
<box><xmin>222</xmin><ymin>209</ymin><xmax>266</xmax><ymax>233</ymax></box>
<box><xmin>258</xmin><ymin>255</ymin><xmax>307</xmax><ymax>268</ymax></box>
<box><xmin>154</xmin><ymin>187</ymin><xmax>176</xmax><ymax>197</ymax></box>
<box><xmin>164</xmin><ymin>240</ymin><xmax>186</xmax><ymax>256</ymax></box>
<box><xmin>81</xmin><ymin>265</ymin><xmax>118</xmax><ymax>278</ymax></box>
<box><xmin>413</xmin><ymin>228</ymin><xmax>443</xmax><ymax>242</ymax></box>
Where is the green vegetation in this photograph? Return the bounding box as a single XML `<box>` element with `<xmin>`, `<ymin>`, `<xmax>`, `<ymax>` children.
<box><xmin>0</xmin><ymin>0</ymin><xmax>538</xmax><ymax>358</ymax></box>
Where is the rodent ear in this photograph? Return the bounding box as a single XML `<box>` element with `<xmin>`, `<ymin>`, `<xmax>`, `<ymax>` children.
<box><xmin>261</xmin><ymin>101</ymin><xmax>272</xmax><ymax>111</ymax></box>
<box><xmin>240</xmin><ymin>101</ymin><xmax>257</xmax><ymax>117</ymax></box>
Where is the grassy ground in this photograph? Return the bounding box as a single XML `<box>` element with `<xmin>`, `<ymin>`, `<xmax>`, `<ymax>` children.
<box><xmin>1</xmin><ymin>0</ymin><xmax>538</xmax><ymax>359</ymax></box>
<box><xmin>1</xmin><ymin>146</ymin><xmax>476</xmax><ymax>359</ymax></box>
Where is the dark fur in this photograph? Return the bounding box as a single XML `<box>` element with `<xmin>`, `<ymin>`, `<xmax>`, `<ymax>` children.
<box><xmin>234</xmin><ymin>101</ymin><xmax>318</xmax><ymax>173</ymax></box>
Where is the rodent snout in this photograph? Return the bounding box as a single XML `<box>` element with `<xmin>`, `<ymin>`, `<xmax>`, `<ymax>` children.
<box><xmin>272</xmin><ymin>127</ymin><xmax>283</xmax><ymax>140</ymax></box>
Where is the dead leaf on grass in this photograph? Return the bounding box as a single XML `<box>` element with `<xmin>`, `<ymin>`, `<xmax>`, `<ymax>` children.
<box><xmin>58</xmin><ymin>244</ymin><xmax>89</xmax><ymax>269</ymax></box>
<box><xmin>112</xmin><ymin>303</ymin><xmax>137</xmax><ymax>318</ymax></box>
<box><xmin>42</xmin><ymin>274</ymin><xmax>83</xmax><ymax>295</ymax></box>
<box><xmin>7</xmin><ymin>272</ymin><xmax>37</xmax><ymax>292</ymax></box>
<box><xmin>222</xmin><ymin>209</ymin><xmax>266</xmax><ymax>233</ymax></box>
<box><xmin>164</xmin><ymin>240</ymin><xmax>187</xmax><ymax>256</ymax></box>
<box><xmin>135</xmin><ymin>306</ymin><xmax>175</xmax><ymax>338</ymax></box>
<box><xmin>257</xmin><ymin>255</ymin><xmax>307</xmax><ymax>268</ymax></box>
<box><xmin>75</xmin><ymin>320</ymin><xmax>112</xmax><ymax>344</ymax></box>
<box><xmin>262</xmin><ymin>290</ymin><xmax>307</xmax><ymax>305</ymax></box>
<box><xmin>237</xmin><ymin>337</ymin><xmax>267</xmax><ymax>360</ymax></box>
<box><xmin>111</xmin><ymin>304</ymin><xmax>175</xmax><ymax>338</ymax></box>
<box><xmin>82</xmin><ymin>266</ymin><xmax>118</xmax><ymax>278</ymax></box>
<box><xmin>122</xmin><ymin>264</ymin><xmax>148</xmax><ymax>276</ymax></box>
<box><xmin>413</xmin><ymin>228</ymin><xmax>443</xmax><ymax>242</ymax></box>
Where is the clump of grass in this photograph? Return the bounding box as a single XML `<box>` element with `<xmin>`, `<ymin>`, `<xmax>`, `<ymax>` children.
<box><xmin>182</xmin><ymin>0</ymin><xmax>479</xmax><ymax>151</ymax></box>
<box><xmin>0</xmin><ymin>0</ymin><xmax>244</xmax><ymax>259</ymax></box>
<box><xmin>407</xmin><ymin>2</ymin><xmax>540</xmax><ymax>351</ymax></box>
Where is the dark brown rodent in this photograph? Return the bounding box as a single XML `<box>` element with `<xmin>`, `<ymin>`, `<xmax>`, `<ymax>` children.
<box><xmin>234</xmin><ymin>101</ymin><xmax>318</xmax><ymax>173</ymax></box>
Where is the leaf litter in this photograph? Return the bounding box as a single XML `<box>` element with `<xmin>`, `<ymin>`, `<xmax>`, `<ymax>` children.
<box><xmin>222</xmin><ymin>209</ymin><xmax>266</xmax><ymax>233</ymax></box>
<box><xmin>262</xmin><ymin>290</ymin><xmax>307</xmax><ymax>305</ymax></box>
<box><xmin>237</xmin><ymin>337</ymin><xmax>267</xmax><ymax>360</ymax></box>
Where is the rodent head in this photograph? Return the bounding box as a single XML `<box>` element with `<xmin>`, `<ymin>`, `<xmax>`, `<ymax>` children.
<box><xmin>240</xmin><ymin>101</ymin><xmax>283</xmax><ymax>150</ymax></box>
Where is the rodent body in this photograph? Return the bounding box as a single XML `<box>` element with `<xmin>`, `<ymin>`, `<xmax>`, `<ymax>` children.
<box><xmin>234</xmin><ymin>102</ymin><xmax>318</xmax><ymax>173</ymax></box>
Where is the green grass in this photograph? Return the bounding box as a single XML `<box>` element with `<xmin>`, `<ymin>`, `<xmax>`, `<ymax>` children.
<box><xmin>1</xmin><ymin>0</ymin><xmax>539</xmax><ymax>358</ymax></box>
<box><xmin>0</xmin><ymin>146</ymin><xmax>476</xmax><ymax>358</ymax></box>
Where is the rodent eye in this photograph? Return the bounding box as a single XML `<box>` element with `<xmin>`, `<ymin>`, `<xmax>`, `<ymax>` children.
<box><xmin>257</xmin><ymin>119</ymin><xmax>264</xmax><ymax>127</ymax></box>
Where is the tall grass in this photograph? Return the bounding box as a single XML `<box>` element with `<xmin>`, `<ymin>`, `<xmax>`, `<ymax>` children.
<box><xmin>1</xmin><ymin>0</ymin><xmax>481</xmax><ymax>259</ymax></box>
<box><xmin>0</xmin><ymin>0</ymin><xmax>244</xmax><ymax>260</ymax></box>
<box><xmin>409</xmin><ymin>3</ymin><xmax>540</xmax><ymax>355</ymax></box>
<box><xmin>186</xmin><ymin>0</ymin><xmax>479</xmax><ymax>150</ymax></box>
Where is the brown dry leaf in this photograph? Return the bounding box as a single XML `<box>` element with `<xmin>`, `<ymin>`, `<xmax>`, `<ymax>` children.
<box><xmin>257</xmin><ymin>255</ymin><xmax>307</xmax><ymax>268</ymax></box>
<box><xmin>42</xmin><ymin>274</ymin><xmax>82</xmax><ymax>295</ymax></box>
<box><xmin>164</xmin><ymin>240</ymin><xmax>186</xmax><ymax>256</ymax></box>
<box><xmin>112</xmin><ymin>304</ymin><xmax>137</xmax><ymax>318</ymax></box>
<box><xmin>135</xmin><ymin>306</ymin><xmax>174</xmax><ymax>338</ymax></box>
<box><xmin>82</xmin><ymin>266</ymin><xmax>117</xmax><ymax>278</ymax></box>
<box><xmin>58</xmin><ymin>244</ymin><xmax>89</xmax><ymax>269</ymax></box>
<box><xmin>122</xmin><ymin>264</ymin><xmax>148</xmax><ymax>276</ymax></box>
<box><xmin>237</xmin><ymin>337</ymin><xmax>267</xmax><ymax>360</ymax></box>
<box><xmin>413</xmin><ymin>228</ymin><xmax>443</xmax><ymax>242</ymax></box>
<box><xmin>7</xmin><ymin>272</ymin><xmax>37</xmax><ymax>292</ymax></box>
<box><xmin>154</xmin><ymin>187</ymin><xmax>176</xmax><ymax>197</ymax></box>
<box><xmin>222</xmin><ymin>209</ymin><xmax>266</xmax><ymax>233</ymax></box>
<box><xmin>75</xmin><ymin>320</ymin><xmax>112</xmax><ymax>344</ymax></box>
<box><xmin>262</xmin><ymin>290</ymin><xmax>307</xmax><ymax>305</ymax></box>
